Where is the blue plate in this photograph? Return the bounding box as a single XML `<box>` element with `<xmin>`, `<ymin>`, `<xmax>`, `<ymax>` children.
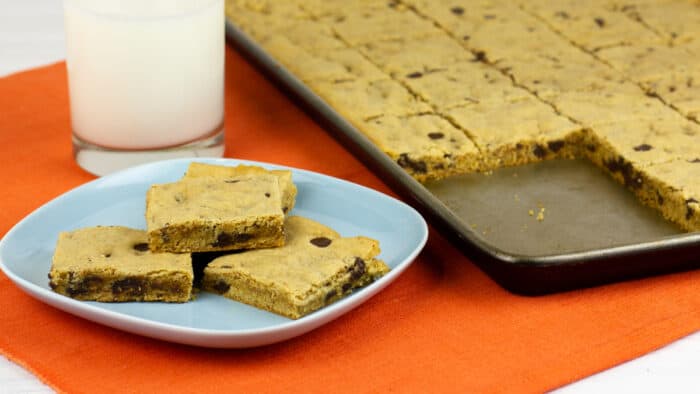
<box><xmin>0</xmin><ymin>158</ymin><xmax>427</xmax><ymax>348</ymax></box>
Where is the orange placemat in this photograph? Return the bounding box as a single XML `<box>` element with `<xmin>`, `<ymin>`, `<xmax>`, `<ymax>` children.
<box><xmin>2</xmin><ymin>46</ymin><xmax>700</xmax><ymax>394</ymax></box>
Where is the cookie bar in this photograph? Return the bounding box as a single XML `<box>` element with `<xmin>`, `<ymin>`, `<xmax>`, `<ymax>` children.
<box><xmin>260</xmin><ymin>36</ymin><xmax>386</xmax><ymax>83</ymax></box>
<box><xmin>183</xmin><ymin>162</ymin><xmax>297</xmax><ymax>214</ymax></box>
<box><xmin>48</xmin><ymin>226</ymin><xmax>192</xmax><ymax>302</ymax></box>
<box><xmin>307</xmin><ymin>78</ymin><xmax>431</xmax><ymax>123</ymax></box>
<box><xmin>397</xmin><ymin>62</ymin><xmax>531</xmax><ymax>109</ymax></box>
<box><xmin>523</xmin><ymin>2</ymin><xmax>663</xmax><ymax>51</ymax></box>
<box><xmin>202</xmin><ymin>216</ymin><xmax>389</xmax><ymax>319</ymax></box>
<box><xmin>146</xmin><ymin>176</ymin><xmax>285</xmax><ymax>253</ymax></box>
<box><xmin>359</xmin><ymin>34</ymin><xmax>472</xmax><ymax>78</ymax></box>
<box><xmin>359</xmin><ymin>113</ymin><xmax>481</xmax><ymax>181</ymax></box>
<box><xmin>636</xmin><ymin>159</ymin><xmax>700</xmax><ymax>232</ymax></box>
<box><xmin>326</xmin><ymin>3</ymin><xmax>442</xmax><ymax>46</ymax></box>
<box><xmin>446</xmin><ymin>97</ymin><xmax>583</xmax><ymax>169</ymax></box>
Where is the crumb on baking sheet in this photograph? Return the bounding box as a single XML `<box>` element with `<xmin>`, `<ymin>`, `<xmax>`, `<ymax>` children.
<box><xmin>536</xmin><ymin>207</ymin><xmax>545</xmax><ymax>222</ymax></box>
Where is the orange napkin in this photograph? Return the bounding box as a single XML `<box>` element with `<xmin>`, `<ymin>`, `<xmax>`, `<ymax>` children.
<box><xmin>2</xmin><ymin>46</ymin><xmax>700</xmax><ymax>394</ymax></box>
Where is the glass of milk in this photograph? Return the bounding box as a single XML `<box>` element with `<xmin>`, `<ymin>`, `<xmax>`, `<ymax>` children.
<box><xmin>64</xmin><ymin>0</ymin><xmax>225</xmax><ymax>176</ymax></box>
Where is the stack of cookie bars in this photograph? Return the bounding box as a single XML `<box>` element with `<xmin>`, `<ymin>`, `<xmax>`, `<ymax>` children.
<box><xmin>226</xmin><ymin>0</ymin><xmax>700</xmax><ymax>232</ymax></box>
<box><xmin>49</xmin><ymin>163</ymin><xmax>389</xmax><ymax>319</ymax></box>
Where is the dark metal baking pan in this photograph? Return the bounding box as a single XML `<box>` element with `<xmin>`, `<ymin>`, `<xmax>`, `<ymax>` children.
<box><xmin>225</xmin><ymin>21</ymin><xmax>700</xmax><ymax>295</ymax></box>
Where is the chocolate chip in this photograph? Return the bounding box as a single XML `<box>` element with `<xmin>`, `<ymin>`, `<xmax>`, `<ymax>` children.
<box><xmin>342</xmin><ymin>282</ymin><xmax>352</xmax><ymax>292</ymax></box>
<box><xmin>224</xmin><ymin>179</ymin><xmax>240</xmax><ymax>183</ymax></box>
<box><xmin>133</xmin><ymin>243</ymin><xmax>149</xmax><ymax>252</ymax></box>
<box><xmin>213</xmin><ymin>233</ymin><xmax>233</xmax><ymax>247</ymax></box>
<box><xmin>283</xmin><ymin>207</ymin><xmax>289</xmax><ymax>213</ymax></box>
<box><xmin>547</xmin><ymin>140</ymin><xmax>565</xmax><ymax>152</ymax></box>
<box><xmin>310</xmin><ymin>237</ymin><xmax>332</xmax><ymax>247</ymax></box>
<box><xmin>112</xmin><ymin>278</ymin><xmax>145</xmax><ymax>296</ymax></box>
<box><xmin>656</xmin><ymin>191</ymin><xmax>664</xmax><ymax>205</ymax></box>
<box><xmin>450</xmin><ymin>6</ymin><xmax>464</xmax><ymax>15</ymax></box>
<box><xmin>406</xmin><ymin>71</ymin><xmax>423</xmax><ymax>79</ymax></box>
<box><xmin>689</xmin><ymin>158</ymin><xmax>700</xmax><ymax>163</ymax></box>
<box><xmin>555</xmin><ymin>11</ymin><xmax>570</xmax><ymax>19</ymax></box>
<box><xmin>604</xmin><ymin>156</ymin><xmax>641</xmax><ymax>189</ymax></box>
<box><xmin>471</xmin><ymin>50</ymin><xmax>487</xmax><ymax>63</ymax></box>
<box><xmin>349</xmin><ymin>257</ymin><xmax>366</xmax><ymax>281</ymax></box>
<box><xmin>533</xmin><ymin>144</ymin><xmax>547</xmax><ymax>158</ymax></box>
<box><xmin>463</xmin><ymin>35</ymin><xmax>470</xmax><ymax>41</ymax></box>
<box><xmin>428</xmin><ymin>132</ymin><xmax>445</xmax><ymax>140</ymax></box>
<box><xmin>397</xmin><ymin>153</ymin><xmax>427</xmax><ymax>173</ymax></box>
<box><xmin>325</xmin><ymin>289</ymin><xmax>338</xmax><ymax>302</ymax></box>
<box><xmin>67</xmin><ymin>275</ymin><xmax>104</xmax><ymax>297</ymax></box>
<box><xmin>669</xmin><ymin>86</ymin><xmax>676</xmax><ymax>93</ymax></box>
<box><xmin>212</xmin><ymin>280</ymin><xmax>230</xmax><ymax>294</ymax></box>
<box><xmin>212</xmin><ymin>232</ymin><xmax>253</xmax><ymax>247</ymax></box>
<box><xmin>633</xmin><ymin>144</ymin><xmax>653</xmax><ymax>151</ymax></box>
<box><xmin>686</xmin><ymin>199</ymin><xmax>698</xmax><ymax>219</ymax></box>
<box><xmin>687</xmin><ymin>77</ymin><xmax>694</xmax><ymax>88</ymax></box>
<box><xmin>594</xmin><ymin>17</ymin><xmax>605</xmax><ymax>27</ymax></box>
<box><xmin>265</xmin><ymin>192</ymin><xmax>271</xmax><ymax>198</ymax></box>
<box><xmin>586</xmin><ymin>144</ymin><xmax>597</xmax><ymax>152</ymax></box>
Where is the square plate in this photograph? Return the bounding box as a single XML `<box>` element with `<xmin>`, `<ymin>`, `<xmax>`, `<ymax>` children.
<box><xmin>0</xmin><ymin>158</ymin><xmax>427</xmax><ymax>348</ymax></box>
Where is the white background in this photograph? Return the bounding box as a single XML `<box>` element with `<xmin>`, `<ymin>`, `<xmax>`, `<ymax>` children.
<box><xmin>1</xmin><ymin>0</ymin><xmax>699</xmax><ymax>392</ymax></box>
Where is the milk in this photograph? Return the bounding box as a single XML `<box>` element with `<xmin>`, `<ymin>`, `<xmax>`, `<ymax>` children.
<box><xmin>64</xmin><ymin>0</ymin><xmax>224</xmax><ymax>150</ymax></box>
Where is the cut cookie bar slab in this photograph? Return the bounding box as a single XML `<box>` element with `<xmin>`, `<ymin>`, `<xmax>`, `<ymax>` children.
<box><xmin>49</xmin><ymin>226</ymin><xmax>192</xmax><ymax>302</ymax></box>
<box><xmin>183</xmin><ymin>162</ymin><xmax>297</xmax><ymax>214</ymax></box>
<box><xmin>146</xmin><ymin>176</ymin><xmax>285</xmax><ymax>253</ymax></box>
<box><xmin>202</xmin><ymin>216</ymin><xmax>390</xmax><ymax>319</ymax></box>
<box><xmin>359</xmin><ymin>113</ymin><xmax>481</xmax><ymax>181</ymax></box>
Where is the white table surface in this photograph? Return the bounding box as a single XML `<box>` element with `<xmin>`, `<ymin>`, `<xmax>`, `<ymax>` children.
<box><xmin>1</xmin><ymin>1</ymin><xmax>699</xmax><ymax>392</ymax></box>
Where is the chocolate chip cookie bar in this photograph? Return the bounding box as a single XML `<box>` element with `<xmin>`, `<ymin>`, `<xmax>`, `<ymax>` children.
<box><xmin>146</xmin><ymin>176</ymin><xmax>286</xmax><ymax>253</ymax></box>
<box><xmin>446</xmin><ymin>97</ymin><xmax>583</xmax><ymax>169</ymax></box>
<box><xmin>359</xmin><ymin>113</ymin><xmax>481</xmax><ymax>181</ymax></box>
<box><xmin>636</xmin><ymin>159</ymin><xmax>700</xmax><ymax>232</ymax></box>
<box><xmin>48</xmin><ymin>226</ymin><xmax>193</xmax><ymax>302</ymax></box>
<box><xmin>202</xmin><ymin>216</ymin><xmax>390</xmax><ymax>319</ymax></box>
<box><xmin>183</xmin><ymin>162</ymin><xmax>297</xmax><ymax>214</ymax></box>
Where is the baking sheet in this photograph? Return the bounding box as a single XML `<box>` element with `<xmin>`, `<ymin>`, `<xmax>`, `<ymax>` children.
<box><xmin>225</xmin><ymin>21</ymin><xmax>700</xmax><ymax>294</ymax></box>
